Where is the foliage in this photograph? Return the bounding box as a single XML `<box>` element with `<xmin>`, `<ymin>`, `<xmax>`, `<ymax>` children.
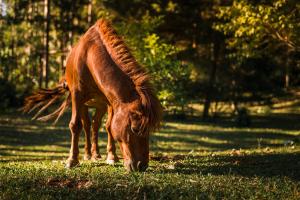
<box><xmin>0</xmin><ymin>0</ymin><xmax>300</xmax><ymax>116</ymax></box>
<box><xmin>116</xmin><ymin>14</ymin><xmax>192</xmax><ymax>108</ymax></box>
<box><xmin>142</xmin><ymin>33</ymin><xmax>191</xmax><ymax>108</ymax></box>
<box><xmin>214</xmin><ymin>0</ymin><xmax>300</xmax><ymax>56</ymax></box>
<box><xmin>213</xmin><ymin>0</ymin><xmax>300</xmax><ymax>104</ymax></box>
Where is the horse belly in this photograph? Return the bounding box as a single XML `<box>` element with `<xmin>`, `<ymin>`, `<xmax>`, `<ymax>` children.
<box><xmin>84</xmin><ymin>95</ymin><xmax>107</xmax><ymax>109</ymax></box>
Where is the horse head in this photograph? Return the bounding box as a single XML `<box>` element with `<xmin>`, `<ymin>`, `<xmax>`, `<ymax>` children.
<box><xmin>110</xmin><ymin>100</ymin><xmax>149</xmax><ymax>172</ymax></box>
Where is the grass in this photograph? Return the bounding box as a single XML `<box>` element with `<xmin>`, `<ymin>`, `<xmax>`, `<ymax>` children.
<box><xmin>0</xmin><ymin>109</ymin><xmax>299</xmax><ymax>199</ymax></box>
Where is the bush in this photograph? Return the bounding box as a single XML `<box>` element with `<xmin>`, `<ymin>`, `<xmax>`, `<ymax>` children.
<box><xmin>0</xmin><ymin>78</ymin><xmax>19</xmax><ymax>109</ymax></box>
<box><xmin>235</xmin><ymin>107</ymin><xmax>251</xmax><ymax>127</ymax></box>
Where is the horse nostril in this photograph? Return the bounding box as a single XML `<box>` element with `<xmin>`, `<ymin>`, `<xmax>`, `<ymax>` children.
<box><xmin>137</xmin><ymin>161</ymin><xmax>148</xmax><ymax>172</ymax></box>
<box><xmin>131</xmin><ymin>127</ymin><xmax>140</xmax><ymax>134</ymax></box>
<box><xmin>124</xmin><ymin>160</ymin><xmax>148</xmax><ymax>172</ymax></box>
<box><xmin>137</xmin><ymin>161</ymin><xmax>141</xmax><ymax>170</ymax></box>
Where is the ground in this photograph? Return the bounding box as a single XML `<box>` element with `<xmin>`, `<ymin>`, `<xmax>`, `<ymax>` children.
<box><xmin>0</xmin><ymin>108</ymin><xmax>299</xmax><ymax>199</ymax></box>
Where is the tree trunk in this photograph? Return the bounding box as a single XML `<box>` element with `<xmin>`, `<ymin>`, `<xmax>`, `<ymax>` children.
<box><xmin>202</xmin><ymin>42</ymin><xmax>219</xmax><ymax>120</ymax></box>
<box><xmin>0</xmin><ymin>0</ymin><xmax>3</xmax><ymax>19</ymax></box>
<box><xmin>44</xmin><ymin>0</ymin><xmax>50</xmax><ymax>88</ymax></box>
<box><xmin>10</xmin><ymin>27</ymin><xmax>15</xmax><ymax>82</ymax></box>
<box><xmin>67</xmin><ymin>3</ymin><xmax>74</xmax><ymax>49</ymax></box>
<box><xmin>285</xmin><ymin>48</ymin><xmax>291</xmax><ymax>89</ymax></box>
<box><xmin>202</xmin><ymin>63</ymin><xmax>217</xmax><ymax>119</ymax></box>
<box><xmin>39</xmin><ymin>54</ymin><xmax>43</xmax><ymax>88</ymax></box>
<box><xmin>60</xmin><ymin>5</ymin><xmax>65</xmax><ymax>76</ymax></box>
<box><xmin>88</xmin><ymin>0</ymin><xmax>92</xmax><ymax>25</ymax></box>
<box><xmin>27</xmin><ymin>0</ymin><xmax>32</xmax><ymax>78</ymax></box>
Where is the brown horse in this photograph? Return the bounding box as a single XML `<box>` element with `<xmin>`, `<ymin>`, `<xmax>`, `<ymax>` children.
<box><xmin>22</xmin><ymin>19</ymin><xmax>162</xmax><ymax>172</ymax></box>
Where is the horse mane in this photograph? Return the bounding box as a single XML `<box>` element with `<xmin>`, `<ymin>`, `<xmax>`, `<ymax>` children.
<box><xmin>96</xmin><ymin>19</ymin><xmax>162</xmax><ymax>134</ymax></box>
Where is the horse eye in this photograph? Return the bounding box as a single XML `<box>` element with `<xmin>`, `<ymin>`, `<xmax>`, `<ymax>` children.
<box><xmin>131</xmin><ymin>113</ymin><xmax>139</xmax><ymax>119</ymax></box>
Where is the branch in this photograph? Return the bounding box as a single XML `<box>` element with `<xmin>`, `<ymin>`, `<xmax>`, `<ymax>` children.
<box><xmin>262</xmin><ymin>22</ymin><xmax>296</xmax><ymax>51</ymax></box>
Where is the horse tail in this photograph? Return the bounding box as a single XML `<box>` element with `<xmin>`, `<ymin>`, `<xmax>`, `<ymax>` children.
<box><xmin>21</xmin><ymin>78</ymin><xmax>71</xmax><ymax>124</ymax></box>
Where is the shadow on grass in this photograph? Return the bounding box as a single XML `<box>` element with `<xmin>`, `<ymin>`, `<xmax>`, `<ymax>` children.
<box><xmin>152</xmin><ymin>121</ymin><xmax>298</xmax><ymax>153</ymax></box>
<box><xmin>167</xmin><ymin>113</ymin><xmax>300</xmax><ymax>131</ymax></box>
<box><xmin>0</xmin><ymin>111</ymin><xmax>109</xmax><ymax>162</ymax></box>
<box><xmin>0</xmin><ymin>156</ymin><xmax>65</xmax><ymax>163</ymax></box>
<box><xmin>151</xmin><ymin>128</ymin><xmax>297</xmax><ymax>152</ymax></box>
<box><xmin>154</xmin><ymin>153</ymin><xmax>300</xmax><ymax>181</ymax></box>
<box><xmin>0</xmin><ymin>128</ymin><xmax>68</xmax><ymax>146</ymax></box>
<box><xmin>246</xmin><ymin>113</ymin><xmax>300</xmax><ymax>131</ymax></box>
<box><xmin>0</xmin><ymin>110</ymin><xmax>299</xmax><ymax>161</ymax></box>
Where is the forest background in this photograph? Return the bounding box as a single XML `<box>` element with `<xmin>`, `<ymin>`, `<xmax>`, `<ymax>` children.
<box><xmin>1</xmin><ymin>0</ymin><xmax>299</xmax><ymax>119</ymax></box>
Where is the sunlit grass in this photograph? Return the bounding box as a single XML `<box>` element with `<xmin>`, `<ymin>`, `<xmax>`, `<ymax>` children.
<box><xmin>0</xmin><ymin>109</ymin><xmax>299</xmax><ymax>199</ymax></box>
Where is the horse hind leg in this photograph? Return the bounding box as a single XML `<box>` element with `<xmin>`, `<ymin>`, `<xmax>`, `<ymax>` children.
<box><xmin>66</xmin><ymin>91</ymin><xmax>83</xmax><ymax>168</ymax></box>
<box><xmin>106</xmin><ymin>106</ymin><xmax>119</xmax><ymax>165</ymax></box>
<box><xmin>90</xmin><ymin>107</ymin><xmax>106</xmax><ymax>161</ymax></box>
<box><xmin>81</xmin><ymin>106</ymin><xmax>92</xmax><ymax>160</ymax></box>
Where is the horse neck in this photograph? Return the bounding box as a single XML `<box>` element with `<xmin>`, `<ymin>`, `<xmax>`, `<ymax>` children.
<box><xmin>85</xmin><ymin>39</ymin><xmax>139</xmax><ymax>105</ymax></box>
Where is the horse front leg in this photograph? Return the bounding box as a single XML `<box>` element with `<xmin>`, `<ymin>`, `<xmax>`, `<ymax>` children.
<box><xmin>66</xmin><ymin>91</ymin><xmax>83</xmax><ymax>168</ymax></box>
<box><xmin>81</xmin><ymin>106</ymin><xmax>92</xmax><ymax>160</ymax></box>
<box><xmin>106</xmin><ymin>106</ymin><xmax>119</xmax><ymax>165</ymax></box>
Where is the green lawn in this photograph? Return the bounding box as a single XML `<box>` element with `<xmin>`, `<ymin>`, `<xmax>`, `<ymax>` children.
<box><xmin>0</xmin><ymin>110</ymin><xmax>299</xmax><ymax>199</ymax></box>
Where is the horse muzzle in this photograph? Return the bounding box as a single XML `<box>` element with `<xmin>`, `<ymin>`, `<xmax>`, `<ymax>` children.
<box><xmin>124</xmin><ymin>159</ymin><xmax>148</xmax><ymax>172</ymax></box>
<box><xmin>131</xmin><ymin>127</ymin><xmax>141</xmax><ymax>135</ymax></box>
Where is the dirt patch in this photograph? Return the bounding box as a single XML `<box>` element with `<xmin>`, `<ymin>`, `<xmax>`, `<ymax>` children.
<box><xmin>46</xmin><ymin>178</ymin><xmax>93</xmax><ymax>189</ymax></box>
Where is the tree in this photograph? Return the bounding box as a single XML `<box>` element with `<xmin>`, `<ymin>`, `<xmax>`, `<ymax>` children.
<box><xmin>44</xmin><ymin>0</ymin><xmax>50</xmax><ymax>88</ymax></box>
<box><xmin>214</xmin><ymin>0</ymin><xmax>300</xmax><ymax>89</ymax></box>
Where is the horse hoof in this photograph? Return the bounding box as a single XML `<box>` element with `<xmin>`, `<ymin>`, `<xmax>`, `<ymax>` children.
<box><xmin>91</xmin><ymin>154</ymin><xmax>101</xmax><ymax>161</ymax></box>
<box><xmin>106</xmin><ymin>159</ymin><xmax>116</xmax><ymax>165</ymax></box>
<box><xmin>65</xmin><ymin>159</ymin><xmax>79</xmax><ymax>168</ymax></box>
<box><xmin>106</xmin><ymin>153</ymin><xmax>119</xmax><ymax>165</ymax></box>
<box><xmin>84</xmin><ymin>154</ymin><xmax>92</xmax><ymax>161</ymax></box>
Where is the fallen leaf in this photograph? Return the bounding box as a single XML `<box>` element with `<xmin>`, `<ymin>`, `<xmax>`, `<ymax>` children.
<box><xmin>172</xmin><ymin>155</ymin><xmax>186</xmax><ymax>161</ymax></box>
<box><xmin>77</xmin><ymin>180</ymin><xmax>93</xmax><ymax>189</ymax></box>
<box><xmin>166</xmin><ymin>164</ymin><xmax>175</xmax><ymax>170</ymax></box>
